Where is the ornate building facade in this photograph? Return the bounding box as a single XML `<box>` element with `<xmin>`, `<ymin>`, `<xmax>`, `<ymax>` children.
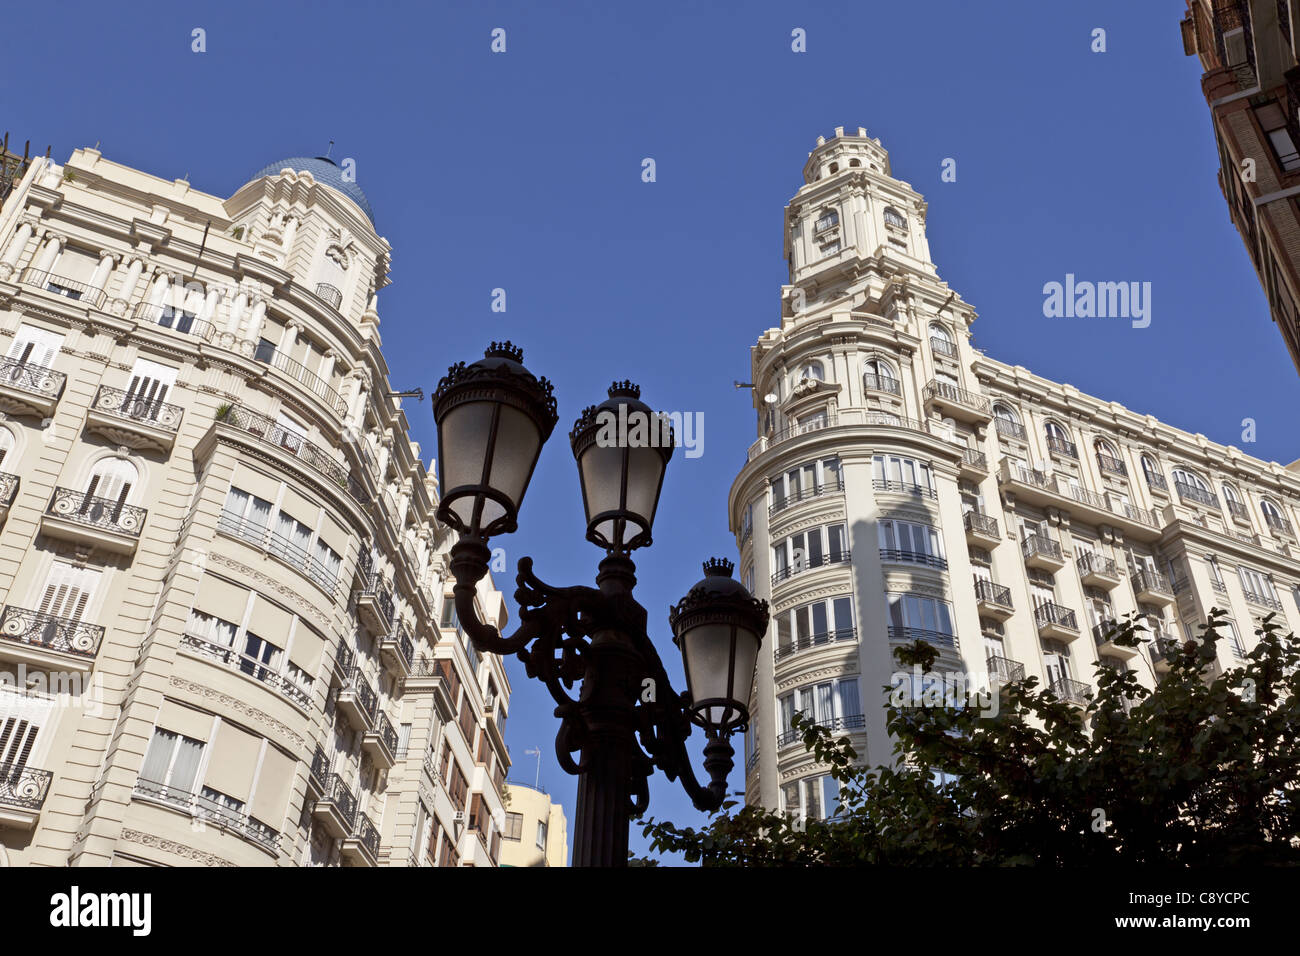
<box><xmin>731</xmin><ymin>127</ymin><xmax>1300</xmax><ymax>818</ymax></box>
<box><xmin>1181</xmin><ymin>0</ymin><xmax>1300</xmax><ymax>374</ymax></box>
<box><xmin>0</xmin><ymin>147</ymin><xmax>510</xmax><ymax>866</ymax></box>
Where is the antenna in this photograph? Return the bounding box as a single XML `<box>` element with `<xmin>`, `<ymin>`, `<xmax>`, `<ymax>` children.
<box><xmin>524</xmin><ymin>747</ymin><xmax>542</xmax><ymax>790</ymax></box>
<box><xmin>325</xmin><ymin>139</ymin><xmax>334</xmax><ymax>159</ymax></box>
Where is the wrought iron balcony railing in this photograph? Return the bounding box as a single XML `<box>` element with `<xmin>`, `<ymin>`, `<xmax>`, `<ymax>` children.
<box><xmin>351</xmin><ymin>813</ymin><xmax>381</xmax><ymax>858</ymax></box>
<box><xmin>973</xmin><ymin>578</ymin><xmax>1013</xmax><ymax>609</ymax></box>
<box><xmin>778</xmin><ymin>714</ymin><xmax>866</xmax><ymax>747</ymax></box>
<box><xmin>874</xmin><ymin>478</ymin><xmax>937</xmax><ymax>498</ymax></box>
<box><xmin>961</xmin><ymin>448</ymin><xmax>987</xmax><ymax>471</ymax></box>
<box><xmin>768</xmin><ymin>413</ymin><xmax>837</xmax><ymax>446</ymax></box>
<box><xmin>1022</xmin><ymin>534</ymin><xmax>1062</xmax><ymax>562</ymax></box>
<box><xmin>310</xmin><ymin>744</ymin><xmax>330</xmax><ymax>788</ymax></box>
<box><xmin>746</xmin><ymin>749</ymin><xmax>760</xmax><ymax>772</ymax></box>
<box><xmin>922</xmin><ymin>380</ymin><xmax>990</xmax><ymax>415</ymax></box>
<box><xmin>336</xmin><ymin>666</ymin><xmax>379</xmax><ymax>724</ymax></box>
<box><xmin>91</xmin><ymin>384</ymin><xmax>183</xmax><ymax>432</ymax></box>
<box><xmin>1132</xmin><ymin>568</ymin><xmax>1172</xmax><ymax>597</ymax></box>
<box><xmin>1226</xmin><ymin>499</ymin><xmax>1249</xmax><ymax>521</ymax></box>
<box><xmin>132</xmin><ymin>301</ymin><xmax>220</xmax><ymax>341</ymax></box>
<box><xmin>46</xmin><ymin>487</ymin><xmax>147</xmax><ymax>538</ymax></box>
<box><xmin>179</xmin><ymin>632</ymin><xmax>313</xmax><ymax>709</ymax></box>
<box><xmin>20</xmin><ymin>268</ymin><xmax>107</xmax><ymax>309</ymax></box>
<box><xmin>863</xmin><ymin>410</ymin><xmax>929</xmax><ymax>431</ymax></box>
<box><xmin>317</xmin><ymin>773</ymin><xmax>358</xmax><ymax>829</ymax></box>
<box><xmin>862</xmin><ymin>373</ymin><xmax>901</xmax><ymax>395</ymax></box>
<box><xmin>1145</xmin><ymin>470</ymin><xmax>1168</xmax><ymax>492</ymax></box>
<box><xmin>1242</xmin><ymin>588</ymin><xmax>1284</xmax><ymax>611</ymax></box>
<box><xmin>315</xmin><ymin>283</ymin><xmax>343</xmax><ymax>309</ymax></box>
<box><xmin>0</xmin><ymin>355</ymin><xmax>66</xmax><ymax>400</ymax></box>
<box><xmin>133</xmin><ymin>778</ymin><xmax>280</xmax><ymax>852</ymax></box>
<box><xmin>1062</xmin><ymin>482</ymin><xmax>1109</xmax><ymax>512</ymax></box>
<box><xmin>217</xmin><ymin>511</ymin><xmax>340</xmax><ymax>598</ymax></box>
<box><xmin>887</xmin><ymin>625</ymin><xmax>959</xmax><ymax>651</ymax></box>
<box><xmin>353</xmin><ymin>573</ymin><xmax>395</xmax><ymax>624</ymax></box>
<box><xmin>994</xmin><ymin>418</ymin><xmax>1027</xmax><ymax>441</ymax></box>
<box><xmin>1046</xmin><ymin>435</ymin><xmax>1077</xmax><ymax>458</ymax></box>
<box><xmin>0</xmin><ymin>472</ymin><xmax>17</xmax><ymax>508</ymax></box>
<box><xmin>770</xmin><ymin>550</ymin><xmax>851</xmax><ymax>584</ymax></box>
<box><xmin>929</xmin><ymin>336</ymin><xmax>958</xmax><ymax>358</ymax></box>
<box><xmin>986</xmin><ymin>655</ymin><xmax>1025</xmax><ymax>684</ymax></box>
<box><xmin>1047</xmin><ymin>676</ymin><xmax>1091</xmax><ymax>706</ymax></box>
<box><xmin>1174</xmin><ymin>481</ymin><xmax>1218</xmax><ymax>507</ymax></box>
<box><xmin>770</xmin><ymin>477</ymin><xmax>843</xmax><ymax>515</ymax></box>
<box><xmin>879</xmin><ymin>548</ymin><xmax>948</xmax><ymax>571</ymax></box>
<box><xmin>1095</xmin><ymin>453</ymin><xmax>1127</xmax><ymax>476</ymax></box>
<box><xmin>1034</xmin><ymin>602</ymin><xmax>1079</xmax><ymax>631</ymax></box>
<box><xmin>1077</xmin><ymin>551</ymin><xmax>1119</xmax><ymax>579</ymax></box>
<box><xmin>0</xmin><ymin>605</ymin><xmax>104</xmax><ymax>658</ymax></box>
<box><xmin>1265</xmin><ymin>513</ymin><xmax>1295</xmax><ymax>536</ymax></box>
<box><xmin>0</xmin><ymin>762</ymin><xmax>52</xmax><ymax>811</ymax></box>
<box><xmin>774</xmin><ymin>627</ymin><xmax>857</xmax><ymax>662</ymax></box>
<box><xmin>258</xmin><ymin>348</ymin><xmax>347</xmax><ymax>416</ymax></box>
<box><xmin>372</xmin><ymin>711</ymin><xmax>400</xmax><ymax>755</ymax></box>
<box><xmin>964</xmin><ymin>511</ymin><xmax>999</xmax><ymax>538</ymax></box>
<box><xmin>217</xmin><ymin>405</ymin><xmax>368</xmax><ymax>504</ymax></box>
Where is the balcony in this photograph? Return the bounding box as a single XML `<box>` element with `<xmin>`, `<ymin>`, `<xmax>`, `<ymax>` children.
<box><xmin>257</xmin><ymin>347</ymin><xmax>347</xmax><ymax>417</ymax></box>
<box><xmin>20</xmin><ymin>267</ymin><xmax>107</xmax><ymax>310</ymax></box>
<box><xmin>0</xmin><ymin>356</ymin><xmax>65</xmax><ymax>418</ymax></box>
<box><xmin>770</xmin><ymin>550</ymin><xmax>851</xmax><ymax>586</ymax></box>
<box><xmin>994</xmin><ymin>417</ymin><xmax>1028</xmax><ymax>442</ymax></box>
<box><xmin>986</xmin><ymin>655</ymin><xmax>1025</xmax><ymax>685</ymax></box>
<box><xmin>862</xmin><ymin>373</ymin><xmax>901</xmax><ymax>396</ymax></box>
<box><xmin>1174</xmin><ymin>481</ymin><xmax>1218</xmax><ymax>508</ymax></box>
<box><xmin>0</xmin><ymin>472</ymin><xmax>17</xmax><ymax>523</ymax></box>
<box><xmin>217</xmin><ymin>512</ymin><xmax>340</xmax><ymax>599</ymax></box>
<box><xmin>873</xmin><ymin>478</ymin><xmax>937</xmax><ymax>500</ymax></box>
<box><xmin>1132</xmin><ymin>569</ymin><xmax>1174</xmax><ymax>607</ymax></box>
<box><xmin>216</xmin><ymin>405</ymin><xmax>368</xmax><ymax>505</ymax></box>
<box><xmin>315</xmin><ymin>282</ymin><xmax>343</xmax><ymax>309</ymax></box>
<box><xmin>1046</xmin><ymin>436</ymin><xmax>1077</xmax><ymax>459</ymax></box>
<box><xmin>401</xmin><ymin>659</ymin><xmax>456</xmax><ymax>722</ymax></box>
<box><xmin>1021</xmin><ymin>534</ymin><xmax>1065</xmax><ymax>572</ymax></box>
<box><xmin>333</xmin><ymin>667</ymin><xmax>378</xmax><ymax>731</ymax></box>
<box><xmin>353</xmin><ymin>574</ymin><xmax>394</xmax><ymax>639</ymax></box>
<box><xmin>0</xmin><ymin>605</ymin><xmax>104</xmax><ymax>672</ymax></box>
<box><xmin>1226</xmin><ymin>500</ymin><xmax>1251</xmax><ymax>525</ymax></box>
<box><xmin>963</xmin><ymin>511</ymin><xmax>1000</xmax><ymax>548</ymax></box>
<box><xmin>361</xmin><ymin>712</ymin><xmax>399</xmax><ymax>770</ymax></box>
<box><xmin>1047</xmin><ymin>676</ymin><xmax>1091</xmax><ymax>707</ymax></box>
<box><xmin>308</xmin><ymin>745</ymin><xmax>330</xmax><ymax>796</ymax></box>
<box><xmin>1095</xmin><ymin>453</ymin><xmax>1127</xmax><ymax>477</ymax></box>
<box><xmin>1242</xmin><ymin>588</ymin><xmax>1284</xmax><ymax>611</ymax></box>
<box><xmin>85</xmin><ymin>385</ymin><xmax>183</xmax><ymax>453</ymax></box>
<box><xmin>1265</xmin><ymin>513</ymin><xmax>1296</xmax><ymax>538</ymax></box>
<box><xmin>0</xmin><ymin>763</ymin><xmax>53</xmax><ymax>829</ymax></box>
<box><xmin>930</xmin><ymin>336</ymin><xmax>958</xmax><ymax>359</ymax></box>
<box><xmin>378</xmin><ymin>624</ymin><xmax>414</xmax><ymax>678</ymax></box>
<box><xmin>1033</xmin><ymin>602</ymin><xmax>1079</xmax><ymax>641</ymax></box>
<box><xmin>312</xmin><ymin>773</ymin><xmax>357</xmax><ymax>839</ymax></box>
<box><xmin>973</xmin><ymin>578</ymin><xmax>1013</xmax><ymax>620</ymax></box>
<box><xmin>887</xmin><ymin>625</ymin><xmax>959</xmax><ymax>653</ymax></box>
<box><xmin>341</xmin><ymin>812</ymin><xmax>381</xmax><ymax>866</ymax></box>
<box><xmin>959</xmin><ymin>448</ymin><xmax>988</xmax><ymax>478</ymax></box>
<box><xmin>1076</xmin><ymin>552</ymin><xmax>1121</xmax><ymax>589</ymax></box>
<box><xmin>770</xmin><ymin>477</ymin><xmax>843</xmax><ymax>516</ymax></box>
<box><xmin>778</xmin><ymin>714</ymin><xmax>866</xmax><ymax>748</ymax></box>
<box><xmin>179</xmin><ymin>632</ymin><xmax>313</xmax><ymax>710</ymax></box>
<box><xmin>40</xmin><ymin>487</ymin><xmax>147</xmax><ymax>555</ymax></box>
<box><xmin>774</xmin><ymin>627</ymin><xmax>857</xmax><ymax>662</ymax></box>
<box><xmin>879</xmin><ymin>548</ymin><xmax>947</xmax><ymax>571</ymax></box>
<box><xmin>922</xmin><ymin>380</ymin><xmax>992</xmax><ymax>423</ymax></box>
<box><xmin>1146</xmin><ymin>471</ymin><xmax>1169</xmax><ymax>495</ymax></box>
<box><xmin>1093</xmin><ymin>621</ymin><xmax>1140</xmax><ymax>661</ymax></box>
<box><xmin>133</xmin><ymin>779</ymin><xmax>280</xmax><ymax>854</ymax></box>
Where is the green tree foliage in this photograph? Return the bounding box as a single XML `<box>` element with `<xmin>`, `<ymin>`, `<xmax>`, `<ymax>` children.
<box><xmin>640</xmin><ymin>611</ymin><xmax>1300</xmax><ymax>865</ymax></box>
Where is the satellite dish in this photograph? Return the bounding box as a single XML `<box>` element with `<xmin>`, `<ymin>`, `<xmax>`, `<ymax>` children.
<box><xmin>763</xmin><ymin>393</ymin><xmax>778</xmax><ymax>404</ymax></box>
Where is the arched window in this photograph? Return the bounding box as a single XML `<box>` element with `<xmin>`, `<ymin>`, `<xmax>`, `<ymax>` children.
<box><xmin>863</xmin><ymin>357</ymin><xmax>898</xmax><ymax>394</ymax></box>
<box><xmin>1044</xmin><ymin>421</ymin><xmax>1076</xmax><ymax>458</ymax></box>
<box><xmin>883</xmin><ymin>207</ymin><xmax>907</xmax><ymax>229</ymax></box>
<box><xmin>929</xmin><ymin>324</ymin><xmax>956</xmax><ymax>358</ymax></box>
<box><xmin>848</xmin><ymin>158</ymin><xmax>861</xmax><ymax>168</ymax></box>
<box><xmin>1095</xmin><ymin>440</ymin><xmax>1126</xmax><ymax>476</ymax></box>
<box><xmin>993</xmin><ymin>404</ymin><xmax>1019</xmax><ymax>424</ymax></box>
<box><xmin>1262</xmin><ymin>498</ymin><xmax>1293</xmax><ymax>534</ymax></box>
<box><xmin>87</xmin><ymin>457</ymin><xmax>138</xmax><ymax>503</ymax></box>
<box><xmin>828</xmin><ymin>162</ymin><xmax>839</xmax><ymax>174</ymax></box>
<box><xmin>1222</xmin><ymin>483</ymin><xmax>1245</xmax><ymax>519</ymax></box>
<box><xmin>1171</xmin><ymin>467</ymin><xmax>1216</xmax><ymax>506</ymax></box>
<box><xmin>796</xmin><ymin>361</ymin><xmax>824</xmax><ymax>384</ymax></box>
<box><xmin>992</xmin><ymin>403</ymin><xmax>1025</xmax><ymax>440</ymax></box>
<box><xmin>1140</xmin><ymin>455</ymin><xmax>1165</xmax><ymax>491</ymax></box>
<box><xmin>814</xmin><ymin>208</ymin><xmax>839</xmax><ymax>232</ymax></box>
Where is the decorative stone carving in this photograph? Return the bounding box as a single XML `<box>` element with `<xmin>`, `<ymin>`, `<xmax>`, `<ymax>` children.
<box><xmin>166</xmin><ymin>676</ymin><xmax>307</xmax><ymax>749</ymax></box>
<box><xmin>118</xmin><ymin>828</ymin><xmax>238</xmax><ymax>867</ymax></box>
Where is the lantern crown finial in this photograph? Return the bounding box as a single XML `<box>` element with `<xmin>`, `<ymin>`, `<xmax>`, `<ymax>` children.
<box><xmin>703</xmin><ymin>557</ymin><xmax>734</xmax><ymax>577</ymax></box>
<box><xmin>608</xmin><ymin>380</ymin><xmax>641</xmax><ymax>399</ymax></box>
<box><xmin>486</xmin><ymin>341</ymin><xmax>524</xmax><ymax>362</ymax></box>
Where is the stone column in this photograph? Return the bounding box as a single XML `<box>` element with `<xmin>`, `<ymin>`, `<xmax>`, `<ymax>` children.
<box><xmin>226</xmin><ymin>290</ymin><xmax>248</xmax><ymax>334</ymax></box>
<box><xmin>245</xmin><ymin>295</ymin><xmax>267</xmax><ymax>340</ymax></box>
<box><xmin>30</xmin><ymin>232</ymin><xmax>65</xmax><ymax>277</ymax></box>
<box><xmin>0</xmin><ymin>220</ymin><xmax>35</xmax><ymax>279</ymax></box>
<box><xmin>112</xmin><ymin>256</ymin><xmax>146</xmax><ymax>316</ymax></box>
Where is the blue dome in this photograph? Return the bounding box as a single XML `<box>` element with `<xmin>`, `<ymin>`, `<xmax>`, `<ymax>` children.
<box><xmin>251</xmin><ymin>156</ymin><xmax>375</xmax><ymax>226</ymax></box>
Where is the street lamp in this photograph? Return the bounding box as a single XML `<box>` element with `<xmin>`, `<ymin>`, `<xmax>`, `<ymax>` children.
<box><xmin>432</xmin><ymin>342</ymin><xmax>768</xmax><ymax>867</ymax></box>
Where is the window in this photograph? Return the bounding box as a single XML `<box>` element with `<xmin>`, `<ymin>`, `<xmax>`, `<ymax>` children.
<box><xmin>85</xmin><ymin>458</ymin><xmax>138</xmax><ymax>515</ymax></box>
<box><xmin>883</xmin><ymin>207</ymin><xmax>907</xmax><ymax>229</ymax></box>
<box><xmin>992</xmin><ymin>403</ymin><xmax>1025</xmax><ymax>439</ymax></box>
<box><xmin>1044</xmin><ymin>420</ymin><xmax>1076</xmax><ymax>457</ymax></box>
<box><xmin>1253</xmin><ymin>100</ymin><xmax>1300</xmax><ymax>172</ymax></box>
<box><xmin>122</xmin><ymin>358</ymin><xmax>178</xmax><ymax>420</ymax></box>
<box><xmin>1141</xmin><ymin>455</ymin><xmax>1166</xmax><ymax>490</ymax></box>
<box><xmin>887</xmin><ymin>593</ymin><xmax>955</xmax><ymax>643</ymax></box>
<box><xmin>878</xmin><ymin>518</ymin><xmax>945</xmax><ymax>568</ymax></box>
<box><xmin>778</xmin><ymin>680</ymin><xmax>860</xmax><ymax>736</ymax></box>
<box><xmin>440</xmin><ymin>598</ymin><xmax>460</xmax><ymax>631</ymax></box>
<box><xmin>1041</xmin><ymin>639</ymin><xmax>1072</xmax><ymax>686</ymax></box>
<box><xmin>770</xmin><ymin>457</ymin><xmax>841</xmax><ymax>509</ymax></box>
<box><xmin>1206</xmin><ymin>556</ymin><xmax>1227</xmax><ymax>590</ymax></box>
<box><xmin>929</xmin><ymin>323</ymin><xmax>956</xmax><ymax>358</ymax></box>
<box><xmin>1238</xmin><ymin>566</ymin><xmax>1280</xmax><ymax>607</ymax></box>
<box><xmin>0</xmin><ymin>427</ymin><xmax>12</xmax><ymax>469</ymax></box>
<box><xmin>253</xmin><ymin>337</ymin><xmax>277</xmax><ymax>363</ymax></box>
<box><xmin>1262</xmin><ymin>499</ymin><xmax>1292</xmax><ymax>533</ymax></box>
<box><xmin>504</xmin><ymin>812</ymin><xmax>523</xmax><ymax>841</ymax></box>
<box><xmin>0</xmin><ymin>715</ymin><xmax>39</xmax><ymax>773</ymax></box>
<box><xmin>139</xmin><ymin>728</ymin><xmax>205</xmax><ymax>794</ymax></box>
<box><xmin>773</xmin><ymin>596</ymin><xmax>855</xmax><ymax>657</ymax></box>
<box><xmin>814</xmin><ymin>208</ymin><xmax>839</xmax><ymax>232</ymax></box>
<box><xmin>6</xmin><ymin>323</ymin><xmax>63</xmax><ymax>371</ymax></box>
<box><xmin>222</xmin><ymin>487</ymin><xmax>273</xmax><ymax>539</ymax></box>
<box><xmin>796</xmin><ymin>361</ymin><xmax>824</xmax><ymax>384</ymax></box>
<box><xmin>781</xmin><ymin>774</ymin><xmax>842</xmax><ymax>821</ymax></box>
<box><xmin>186</xmin><ymin>608</ymin><xmax>238</xmax><ymax>648</ymax></box>
<box><xmin>38</xmin><ymin>561</ymin><xmax>101</xmax><ymax>622</ymax></box>
<box><xmin>863</xmin><ymin>357</ymin><xmax>897</xmax><ymax>393</ymax></box>
<box><xmin>536</xmin><ymin>820</ymin><xmax>548</xmax><ymax>850</ymax></box>
<box><xmin>873</xmin><ymin>455</ymin><xmax>934</xmax><ymax>496</ymax></box>
<box><xmin>772</xmin><ymin>523</ymin><xmax>848</xmax><ymax>580</ymax></box>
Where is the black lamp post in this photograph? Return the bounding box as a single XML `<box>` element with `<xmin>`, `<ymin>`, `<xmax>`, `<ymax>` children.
<box><xmin>432</xmin><ymin>342</ymin><xmax>768</xmax><ymax>867</ymax></box>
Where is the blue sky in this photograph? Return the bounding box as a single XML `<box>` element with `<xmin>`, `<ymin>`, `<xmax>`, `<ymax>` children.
<box><xmin>4</xmin><ymin>0</ymin><xmax>1297</xmax><ymax>863</ymax></box>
